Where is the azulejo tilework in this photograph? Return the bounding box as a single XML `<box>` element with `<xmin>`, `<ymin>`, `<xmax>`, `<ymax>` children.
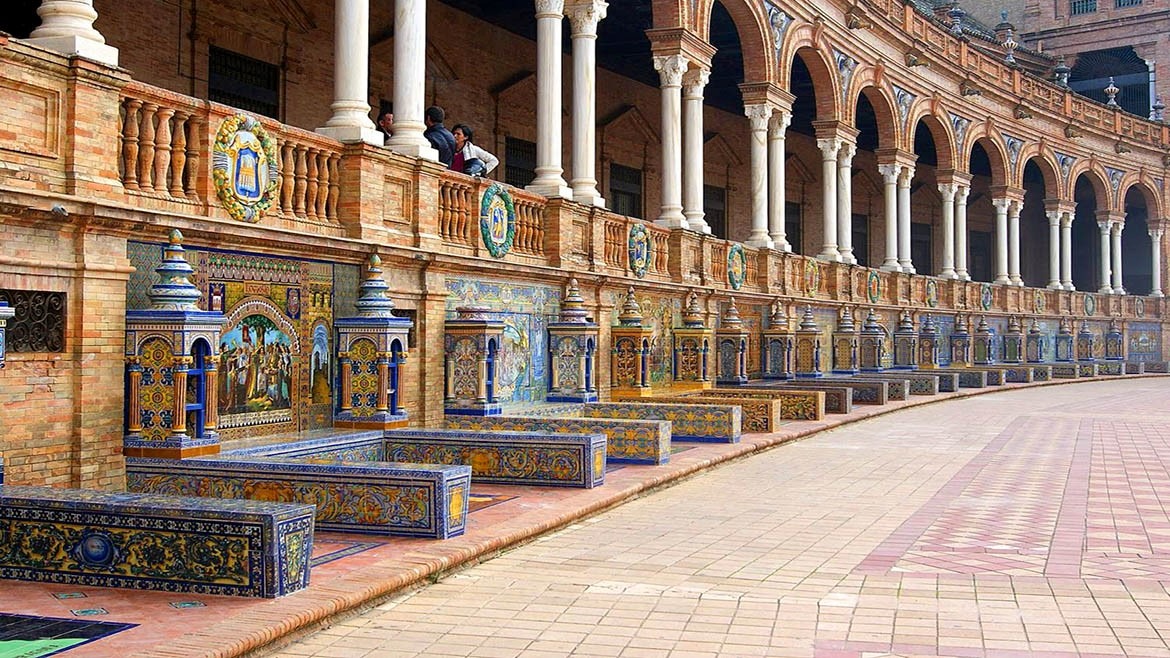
<box><xmin>0</xmin><ymin>485</ymin><xmax>313</xmax><ymax>598</ymax></box>
<box><xmin>804</xmin><ymin>260</ymin><xmax>821</xmax><ymax>296</ymax></box>
<box><xmin>980</xmin><ymin>284</ymin><xmax>993</xmax><ymax>310</ymax></box>
<box><xmin>925</xmin><ymin>279</ymin><xmax>938</xmax><ymax>308</ymax></box>
<box><xmin>584</xmin><ymin>402</ymin><xmax>742</xmax><ymax>443</ymax></box>
<box><xmin>866</xmin><ymin>271</ymin><xmax>881</xmax><ymax>303</ymax></box>
<box><xmin>727</xmin><ymin>244</ymin><xmax>747</xmax><ymax>290</ymax></box>
<box><xmin>1085</xmin><ymin>293</ymin><xmax>1097</xmax><ymax>316</ymax></box>
<box><xmin>445</xmin><ymin>415</ymin><xmax>671</xmax><ymax>465</ymax></box>
<box><xmin>211</xmin><ymin>114</ymin><xmax>280</xmax><ymax>224</ymax></box>
<box><xmin>480</xmin><ymin>183</ymin><xmax>516</xmax><ymax>259</ymax></box>
<box><xmin>628</xmin><ymin>223</ymin><xmax>651</xmax><ymax>278</ymax></box>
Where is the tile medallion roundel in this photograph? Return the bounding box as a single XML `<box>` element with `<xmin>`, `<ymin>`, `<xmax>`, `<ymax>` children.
<box><xmin>727</xmin><ymin>244</ymin><xmax>747</xmax><ymax>290</ymax></box>
<box><xmin>212</xmin><ymin>114</ymin><xmax>280</xmax><ymax>223</ymax></box>
<box><xmin>480</xmin><ymin>183</ymin><xmax>516</xmax><ymax>258</ymax></box>
<box><xmin>980</xmin><ymin>284</ymin><xmax>993</xmax><ymax>311</ymax></box>
<box><xmin>628</xmin><ymin>223</ymin><xmax>651</xmax><ymax>278</ymax></box>
<box><xmin>866</xmin><ymin>271</ymin><xmax>881</xmax><ymax>304</ymax></box>
<box><xmin>1084</xmin><ymin>293</ymin><xmax>1096</xmax><ymax>316</ymax></box>
<box><xmin>803</xmin><ymin>259</ymin><xmax>821</xmax><ymax>296</ymax></box>
<box><xmin>1033</xmin><ymin>290</ymin><xmax>1046</xmax><ymax>314</ymax></box>
<box><xmin>925</xmin><ymin>279</ymin><xmax>938</xmax><ymax>307</ymax></box>
<box><xmin>1135</xmin><ymin>296</ymin><xmax>1145</xmax><ymax>317</ymax></box>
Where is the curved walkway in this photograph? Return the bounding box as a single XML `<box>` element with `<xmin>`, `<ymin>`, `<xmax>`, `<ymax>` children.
<box><xmin>267</xmin><ymin>378</ymin><xmax>1170</xmax><ymax>658</ymax></box>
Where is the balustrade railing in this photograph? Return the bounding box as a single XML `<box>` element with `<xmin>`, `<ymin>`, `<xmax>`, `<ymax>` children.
<box><xmin>437</xmin><ymin>173</ymin><xmax>546</xmax><ymax>257</ymax></box>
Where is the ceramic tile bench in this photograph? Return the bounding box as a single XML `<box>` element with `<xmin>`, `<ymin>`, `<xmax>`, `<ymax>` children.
<box><xmin>0</xmin><ymin>485</ymin><xmax>314</xmax><ymax>598</ymax></box>
<box><xmin>1125</xmin><ymin>361</ymin><xmax>1145</xmax><ymax>374</ymax></box>
<box><xmin>1096</xmin><ymin>361</ymin><xmax>1124</xmax><ymax>376</ymax></box>
<box><xmin>1050</xmin><ymin>363</ymin><xmax>1081</xmax><ymax>379</ymax></box>
<box><xmin>644</xmin><ymin>394</ymin><xmax>784</xmax><ymax>434</ymax></box>
<box><xmin>768</xmin><ymin>383</ymin><xmax>854</xmax><ymax>414</ymax></box>
<box><xmin>1143</xmin><ymin>361</ymin><xmax>1168</xmax><ymax>373</ymax></box>
<box><xmin>445</xmin><ymin>415</ymin><xmax>669</xmax><ymax>465</ymax></box>
<box><xmin>931</xmin><ymin>368</ymin><xmax>990</xmax><ymax>388</ymax></box>
<box><xmin>384</xmin><ymin>429</ymin><xmax>606</xmax><ymax>488</ymax></box>
<box><xmin>582</xmin><ymin>402</ymin><xmax>742</xmax><ymax>443</ymax></box>
<box><xmin>831</xmin><ymin>375</ymin><xmax>909</xmax><ymax>401</ymax></box>
<box><xmin>677</xmin><ymin>388</ymin><xmax>826</xmax><ymax>422</ymax></box>
<box><xmin>127</xmin><ymin>453</ymin><xmax>470</xmax><ymax>539</ymax></box>
<box><xmin>856</xmin><ymin>372</ymin><xmax>942</xmax><ymax>395</ymax></box>
<box><xmin>781</xmin><ymin>378</ymin><xmax>889</xmax><ymax>405</ymax></box>
<box><xmin>1078</xmin><ymin>362</ymin><xmax>1099</xmax><ymax>377</ymax></box>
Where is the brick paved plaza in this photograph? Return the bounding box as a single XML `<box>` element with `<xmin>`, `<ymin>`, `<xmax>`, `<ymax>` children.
<box><xmin>269</xmin><ymin>378</ymin><xmax>1170</xmax><ymax>658</ymax></box>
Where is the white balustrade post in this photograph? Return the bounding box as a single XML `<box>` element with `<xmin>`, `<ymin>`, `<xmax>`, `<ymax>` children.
<box><xmin>992</xmin><ymin>198</ymin><xmax>1011</xmax><ymax>284</ymax></box>
<box><xmin>897</xmin><ymin>165</ymin><xmax>915</xmax><ymax>273</ymax></box>
<box><xmin>26</xmin><ymin>0</ymin><xmax>118</xmax><ymax>66</ymax></box>
<box><xmin>1046</xmin><ymin>211</ymin><xmax>1062</xmax><ymax>289</ymax></box>
<box><xmin>1111</xmin><ymin>220</ymin><xmax>1125</xmax><ymax>294</ymax></box>
<box><xmin>1061</xmin><ymin>211</ymin><xmax>1075</xmax><ymax>290</ymax></box>
<box><xmin>385</xmin><ymin>0</ymin><xmax>437</xmax><ymax>158</ymax></box>
<box><xmin>1008</xmin><ymin>200</ymin><xmax>1023</xmax><ymax>286</ymax></box>
<box><xmin>567</xmin><ymin>0</ymin><xmax>607</xmax><ymax>207</ymax></box>
<box><xmin>816</xmin><ymin>138</ymin><xmax>842</xmax><ymax>261</ymax></box>
<box><xmin>745</xmin><ymin>103</ymin><xmax>773</xmax><ymax>248</ymax></box>
<box><xmin>682</xmin><ymin>67</ymin><xmax>710</xmax><ymax>232</ymax></box>
<box><xmin>316</xmin><ymin>0</ymin><xmax>382</xmax><ymax>145</ymax></box>
<box><xmin>956</xmin><ymin>185</ymin><xmax>971</xmax><ymax>280</ymax></box>
<box><xmin>1098</xmin><ymin>219</ymin><xmax>1114</xmax><ymax>294</ymax></box>
<box><xmin>837</xmin><ymin>141</ymin><xmax>857</xmax><ymax>264</ymax></box>
<box><xmin>878</xmin><ymin>163</ymin><xmax>900</xmax><ymax>271</ymax></box>
<box><xmin>768</xmin><ymin>111</ymin><xmax>791</xmax><ymax>250</ymax></box>
<box><xmin>939</xmin><ymin>183</ymin><xmax>957</xmax><ymax>279</ymax></box>
<box><xmin>653</xmin><ymin>54</ymin><xmax>688</xmax><ymax>229</ymax></box>
<box><xmin>529</xmin><ymin>0</ymin><xmax>574</xmax><ymax>198</ymax></box>
<box><xmin>1150</xmin><ymin>223</ymin><xmax>1164</xmax><ymax>297</ymax></box>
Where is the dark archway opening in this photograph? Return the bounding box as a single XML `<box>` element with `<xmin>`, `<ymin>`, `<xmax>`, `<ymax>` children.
<box><xmin>1072</xmin><ymin>175</ymin><xmax>1102</xmax><ymax>292</ymax></box>
<box><xmin>1122</xmin><ymin>188</ymin><xmax>1153</xmax><ymax>295</ymax></box>
<box><xmin>1020</xmin><ymin>160</ymin><xmax>1051</xmax><ymax>288</ymax></box>
<box><xmin>967</xmin><ymin>142</ymin><xmax>995</xmax><ymax>283</ymax></box>
<box><xmin>911</xmin><ymin>122</ymin><xmax>939</xmax><ymax>275</ymax></box>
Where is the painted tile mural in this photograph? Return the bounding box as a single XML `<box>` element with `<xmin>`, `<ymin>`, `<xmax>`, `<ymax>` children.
<box><xmin>606</xmin><ymin>290</ymin><xmax>682</xmax><ymax>390</ymax></box>
<box><xmin>446</xmin><ymin>278</ymin><xmax>560</xmax><ymax>404</ymax></box>
<box><xmin>1128</xmin><ymin>322</ymin><xmax>1163</xmax><ymax>361</ymax></box>
<box><xmin>127</xmin><ymin>243</ymin><xmax>349</xmax><ymax>439</ymax></box>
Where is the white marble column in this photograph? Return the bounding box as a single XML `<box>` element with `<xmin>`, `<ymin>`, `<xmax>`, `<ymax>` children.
<box><xmin>1008</xmin><ymin>200</ymin><xmax>1023</xmax><ymax>286</ymax></box>
<box><xmin>1150</xmin><ymin>223</ymin><xmax>1164</xmax><ymax>297</ymax></box>
<box><xmin>567</xmin><ymin>0</ymin><xmax>608</xmax><ymax>207</ymax></box>
<box><xmin>653</xmin><ymin>54</ymin><xmax>688</xmax><ymax>229</ymax></box>
<box><xmin>1111</xmin><ymin>220</ymin><xmax>1125</xmax><ymax>294</ymax></box>
<box><xmin>385</xmin><ymin>0</ymin><xmax>436</xmax><ymax>158</ymax></box>
<box><xmin>26</xmin><ymin>0</ymin><xmax>118</xmax><ymax>65</ymax></box>
<box><xmin>816</xmin><ymin>138</ymin><xmax>842</xmax><ymax>261</ymax></box>
<box><xmin>939</xmin><ymin>183</ymin><xmax>957</xmax><ymax>279</ymax></box>
<box><xmin>1060</xmin><ymin>211</ymin><xmax>1075</xmax><ymax>290</ymax></box>
<box><xmin>768</xmin><ymin>111</ymin><xmax>791</xmax><ymax>250</ymax></box>
<box><xmin>956</xmin><ymin>185</ymin><xmax>971</xmax><ymax>280</ymax></box>
<box><xmin>682</xmin><ymin>67</ymin><xmax>710</xmax><ymax>232</ymax></box>
<box><xmin>318</xmin><ymin>0</ymin><xmax>382</xmax><ymax>144</ymax></box>
<box><xmin>529</xmin><ymin>0</ymin><xmax>573</xmax><ymax>198</ymax></box>
<box><xmin>837</xmin><ymin>142</ymin><xmax>857</xmax><ymax>264</ymax></box>
<box><xmin>897</xmin><ymin>165</ymin><xmax>915</xmax><ymax>273</ymax></box>
<box><xmin>1098</xmin><ymin>219</ymin><xmax>1114</xmax><ymax>294</ymax></box>
<box><xmin>992</xmin><ymin>198</ymin><xmax>1011</xmax><ymax>284</ymax></box>
<box><xmin>878</xmin><ymin>163</ymin><xmax>900</xmax><ymax>271</ymax></box>
<box><xmin>745</xmin><ymin>104</ymin><xmax>773</xmax><ymax>248</ymax></box>
<box><xmin>1046</xmin><ymin>211</ymin><xmax>1062</xmax><ymax>289</ymax></box>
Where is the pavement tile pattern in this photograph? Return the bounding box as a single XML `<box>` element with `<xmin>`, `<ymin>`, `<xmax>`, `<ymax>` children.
<box><xmin>268</xmin><ymin>380</ymin><xmax>1170</xmax><ymax>658</ymax></box>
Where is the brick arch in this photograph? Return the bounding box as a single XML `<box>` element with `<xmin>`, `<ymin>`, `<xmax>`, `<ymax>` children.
<box><xmin>1018</xmin><ymin>149</ymin><xmax>1063</xmax><ymax>199</ymax></box>
<box><xmin>1068</xmin><ymin>161</ymin><xmax>1114</xmax><ymax>211</ymax></box>
<box><xmin>692</xmin><ymin>0</ymin><xmax>775</xmax><ymax>83</ymax></box>
<box><xmin>908</xmin><ymin>112</ymin><xmax>956</xmax><ymax>172</ymax></box>
<box><xmin>780</xmin><ymin>32</ymin><xmax>840</xmax><ymax>121</ymax></box>
<box><xmin>649</xmin><ymin>0</ymin><xmax>687</xmax><ymax>29</ymax></box>
<box><xmin>962</xmin><ymin>125</ymin><xmax>1010</xmax><ymax>188</ymax></box>
<box><xmin>1119</xmin><ymin>176</ymin><xmax>1164</xmax><ymax>220</ymax></box>
<box><xmin>850</xmin><ymin>77</ymin><xmax>900</xmax><ymax>149</ymax></box>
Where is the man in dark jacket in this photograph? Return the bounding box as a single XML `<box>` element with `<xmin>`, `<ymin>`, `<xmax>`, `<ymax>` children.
<box><xmin>423</xmin><ymin>106</ymin><xmax>456</xmax><ymax>167</ymax></box>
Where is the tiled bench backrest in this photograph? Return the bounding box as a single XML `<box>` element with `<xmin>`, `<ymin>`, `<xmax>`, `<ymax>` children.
<box><xmin>643</xmin><ymin>395</ymin><xmax>779</xmax><ymax>434</ymax></box>
<box><xmin>677</xmin><ymin>389</ymin><xmax>826</xmax><ymax>422</ymax></box>
<box><xmin>583</xmin><ymin>402</ymin><xmax>742</xmax><ymax>443</ymax></box>
<box><xmin>385</xmin><ymin>429</ymin><xmax>607</xmax><ymax>488</ymax></box>
<box><xmin>446</xmin><ymin>415</ymin><xmax>669</xmax><ymax>465</ymax></box>
<box><xmin>0</xmin><ymin>485</ymin><xmax>314</xmax><ymax>598</ymax></box>
<box><xmin>765</xmin><ymin>384</ymin><xmax>854</xmax><ymax>414</ymax></box>
<box><xmin>127</xmin><ymin>457</ymin><xmax>470</xmax><ymax>539</ymax></box>
<box><xmin>780</xmin><ymin>379</ymin><xmax>889</xmax><ymax>405</ymax></box>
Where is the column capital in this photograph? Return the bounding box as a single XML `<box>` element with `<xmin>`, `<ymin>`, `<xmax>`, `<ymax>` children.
<box><xmin>770</xmin><ymin>109</ymin><xmax>792</xmax><ymax>134</ymax></box>
<box><xmin>955</xmin><ymin>184</ymin><xmax>971</xmax><ymax>203</ymax></box>
<box><xmin>745</xmin><ymin>103</ymin><xmax>773</xmax><ymax>131</ymax></box>
<box><xmin>838</xmin><ymin>140</ymin><xmax>857</xmax><ymax>164</ymax></box>
<box><xmin>1045</xmin><ymin>210</ymin><xmax>1062</xmax><ymax>226</ymax></box>
<box><xmin>566</xmin><ymin>0</ymin><xmax>607</xmax><ymax>36</ymax></box>
<box><xmin>992</xmin><ymin>197</ymin><xmax>1013</xmax><ymax>212</ymax></box>
<box><xmin>535</xmin><ymin>0</ymin><xmax>565</xmax><ymax>19</ymax></box>
<box><xmin>682</xmin><ymin>67</ymin><xmax>710</xmax><ymax>98</ymax></box>
<box><xmin>816</xmin><ymin>137</ymin><xmax>842</xmax><ymax>159</ymax></box>
<box><xmin>875</xmin><ymin>148</ymin><xmax>917</xmax><ymax>169</ymax></box>
<box><xmin>646</xmin><ymin>28</ymin><xmax>716</xmax><ymax>68</ymax></box>
<box><xmin>1044</xmin><ymin>198</ymin><xmax>1076</xmax><ymax>216</ymax></box>
<box><xmin>938</xmin><ymin>182</ymin><xmax>957</xmax><ymax>201</ymax></box>
<box><xmin>935</xmin><ymin>169</ymin><xmax>972</xmax><ymax>188</ymax></box>
<box><xmin>878</xmin><ymin>162</ymin><xmax>902</xmax><ymax>182</ymax></box>
<box><xmin>897</xmin><ymin>165</ymin><xmax>915</xmax><ymax>186</ymax></box>
<box><xmin>653</xmin><ymin>54</ymin><xmax>688</xmax><ymax>87</ymax></box>
<box><xmin>1095</xmin><ymin>210</ymin><xmax>1125</xmax><ymax>225</ymax></box>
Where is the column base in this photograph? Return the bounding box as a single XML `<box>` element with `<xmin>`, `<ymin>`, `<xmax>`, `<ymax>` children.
<box><xmin>1047</xmin><ymin>282</ymin><xmax>1063</xmax><ymax>290</ymax></box>
<box><xmin>940</xmin><ymin>270</ymin><xmax>957</xmax><ymax>279</ymax></box>
<box><xmin>817</xmin><ymin>249</ymin><xmax>842</xmax><ymax>262</ymax></box>
<box><xmin>316</xmin><ymin>124</ymin><xmax>387</xmax><ymax>146</ymax></box>
<box><xmin>881</xmin><ymin>261</ymin><xmax>900</xmax><ymax>272</ymax></box>
<box><xmin>527</xmin><ymin>178</ymin><xmax>574</xmax><ymax>199</ymax></box>
<box><xmin>1113</xmin><ymin>286</ymin><xmax>1126</xmax><ymax>295</ymax></box>
<box><xmin>957</xmin><ymin>272</ymin><xmax>971</xmax><ymax>281</ymax></box>
<box><xmin>1098</xmin><ymin>285</ymin><xmax>1114</xmax><ymax>294</ymax></box>
<box><xmin>1064</xmin><ymin>283</ymin><xmax>1076</xmax><ymax>291</ymax></box>
<box><xmin>769</xmin><ymin>237</ymin><xmax>790</xmax><ymax>251</ymax></box>
<box><xmin>1009</xmin><ymin>276</ymin><xmax>1023</xmax><ymax>286</ymax></box>
<box><xmin>385</xmin><ymin>138</ymin><xmax>440</xmax><ymax>163</ymax></box>
<box><xmin>685</xmin><ymin>215</ymin><xmax>711</xmax><ymax>234</ymax></box>
<box><xmin>655</xmin><ymin>214</ymin><xmax>689</xmax><ymax>230</ymax></box>
<box><xmin>900</xmin><ymin>263</ymin><xmax>917</xmax><ymax>274</ymax></box>
<box><xmin>26</xmin><ymin>35</ymin><xmax>119</xmax><ymax>67</ymax></box>
<box><xmin>1151</xmin><ymin>290</ymin><xmax>1164</xmax><ymax>298</ymax></box>
<box><xmin>747</xmin><ymin>233</ymin><xmax>773</xmax><ymax>249</ymax></box>
<box><xmin>994</xmin><ymin>276</ymin><xmax>1012</xmax><ymax>285</ymax></box>
<box><xmin>841</xmin><ymin>253</ymin><xmax>857</xmax><ymax>265</ymax></box>
<box><xmin>572</xmin><ymin>189</ymin><xmax>606</xmax><ymax>207</ymax></box>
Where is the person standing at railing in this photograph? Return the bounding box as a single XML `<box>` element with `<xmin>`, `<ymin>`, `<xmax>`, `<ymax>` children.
<box><xmin>423</xmin><ymin>106</ymin><xmax>456</xmax><ymax>167</ymax></box>
<box><xmin>450</xmin><ymin>123</ymin><xmax>498</xmax><ymax>177</ymax></box>
<box><xmin>376</xmin><ymin>107</ymin><xmax>394</xmax><ymax>144</ymax></box>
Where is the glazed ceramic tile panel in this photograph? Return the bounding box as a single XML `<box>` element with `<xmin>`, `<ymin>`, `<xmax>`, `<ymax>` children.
<box><xmin>384</xmin><ymin>429</ymin><xmax>606</xmax><ymax>488</ymax></box>
<box><xmin>606</xmin><ymin>290</ymin><xmax>682</xmax><ymax>390</ymax></box>
<box><xmin>1128</xmin><ymin>322</ymin><xmax>1163</xmax><ymax>361</ymax></box>
<box><xmin>681</xmin><ymin>388</ymin><xmax>826</xmax><ymax>421</ymax></box>
<box><xmin>446</xmin><ymin>278</ymin><xmax>559</xmax><ymax>404</ymax></box>
<box><xmin>584</xmin><ymin>402</ymin><xmax>742</xmax><ymax>443</ymax></box>
<box><xmin>445</xmin><ymin>415</ymin><xmax>670</xmax><ymax>465</ymax></box>
<box><xmin>0</xmin><ymin>485</ymin><xmax>314</xmax><ymax>598</ymax></box>
<box><xmin>125</xmin><ymin>457</ymin><xmax>470</xmax><ymax>538</ymax></box>
<box><xmin>127</xmin><ymin>242</ymin><xmax>341</xmax><ymax>439</ymax></box>
<box><xmin>647</xmin><ymin>395</ymin><xmax>781</xmax><ymax>434</ymax></box>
